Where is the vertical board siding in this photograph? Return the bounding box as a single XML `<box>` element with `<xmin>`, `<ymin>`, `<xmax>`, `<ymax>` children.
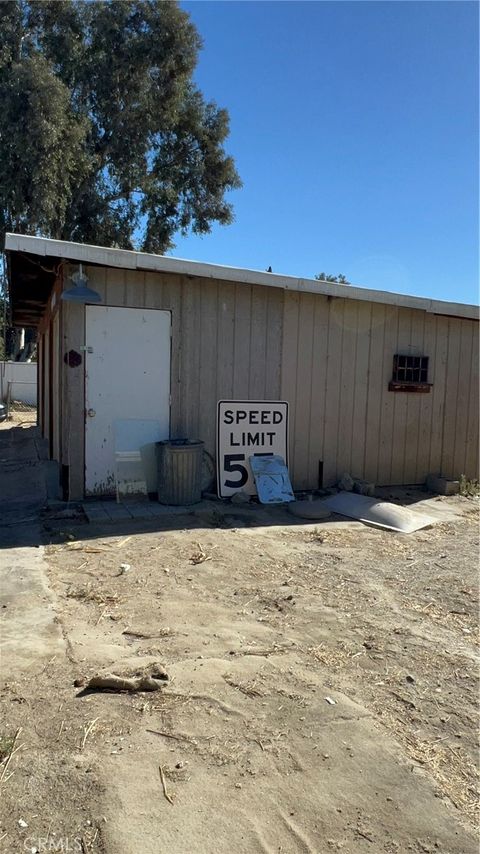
<box><xmin>160</xmin><ymin>275</ymin><xmax>182</xmax><ymax>436</ymax></box>
<box><xmin>280</xmin><ymin>292</ymin><xmax>300</xmax><ymax>479</ymax></box>
<box><xmin>279</xmin><ymin>293</ymin><xmax>478</xmax><ymax>489</ymax></box>
<box><xmin>402</xmin><ymin>310</ymin><xmax>425</xmax><ymax>483</ymax></box>
<box><xmin>415</xmin><ymin>313</ymin><xmax>436</xmax><ymax>482</ymax></box>
<box><xmin>72</xmin><ymin>271</ymin><xmax>283</xmax><ymax>471</ymax></box>
<box><xmin>248</xmin><ymin>288</ymin><xmax>268</xmax><ymax>398</ymax></box>
<box><xmin>44</xmin><ymin>327</ymin><xmax>50</xmax><ymax>449</ymax></box>
<box><xmin>178</xmin><ymin>277</ymin><xmax>201</xmax><ymax>438</ymax></box>
<box><xmin>452</xmin><ymin>321</ymin><xmax>474</xmax><ymax>478</ymax></box>
<box><xmin>428</xmin><ymin>316</ymin><xmax>449</xmax><ymax>476</ymax></box>
<box><xmin>308</xmin><ymin>296</ymin><xmax>329</xmax><ymax>487</ymax></box>
<box><xmin>232</xmin><ymin>283</ymin><xmax>252</xmax><ymax>398</ymax></box>
<box><xmin>61</xmin><ymin>265</ymin><xmax>478</xmax><ymax>497</ymax></box>
<box><xmin>198</xmin><ymin>281</ymin><xmax>220</xmax><ymax>455</ymax></box>
<box><xmin>465</xmin><ymin>326</ymin><xmax>479</xmax><ymax>478</ymax></box>
<box><xmin>336</xmin><ymin>301</ymin><xmax>358</xmax><ymax>478</ymax></box>
<box><xmin>440</xmin><ymin>319</ymin><xmax>462</xmax><ymax>478</ymax></box>
<box><xmin>38</xmin><ymin>335</ymin><xmax>44</xmax><ymax>435</ymax></box>
<box><xmin>144</xmin><ymin>270</ymin><xmax>164</xmax><ymax>308</ymax></box>
<box><xmin>60</xmin><ymin>301</ymin><xmax>85</xmax><ymax>499</ymax></box>
<box><xmin>350</xmin><ymin>302</ymin><xmax>372</xmax><ymax>479</ymax></box>
<box><xmin>377</xmin><ymin>307</ymin><xmax>399</xmax><ymax>484</ymax></box>
<box><xmin>265</xmin><ymin>290</ymin><xmax>283</xmax><ymax>398</ymax></box>
<box><xmin>52</xmin><ymin>313</ymin><xmax>60</xmax><ymax>461</ymax></box>
<box><xmin>126</xmin><ymin>270</ymin><xmax>145</xmax><ymax>307</ymax></box>
<box><xmin>390</xmin><ymin>309</ymin><xmax>412</xmax><ymax>484</ymax></box>
<box><xmin>106</xmin><ymin>266</ymin><xmax>126</xmax><ymax>305</ymax></box>
<box><xmin>364</xmin><ymin>304</ymin><xmax>386</xmax><ymax>482</ymax></box>
<box><xmin>322</xmin><ymin>300</ymin><xmax>344</xmax><ymax>486</ymax></box>
<box><xmin>85</xmin><ymin>266</ymin><xmax>107</xmax><ymax>302</ymax></box>
<box><xmin>293</xmin><ymin>292</ymin><xmax>316</xmax><ymax>488</ymax></box>
<box><xmin>216</xmin><ymin>282</ymin><xmax>235</xmax><ymax>402</ymax></box>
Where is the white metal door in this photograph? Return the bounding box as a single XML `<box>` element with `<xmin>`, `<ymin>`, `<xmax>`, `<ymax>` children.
<box><xmin>85</xmin><ymin>306</ymin><xmax>171</xmax><ymax>496</ymax></box>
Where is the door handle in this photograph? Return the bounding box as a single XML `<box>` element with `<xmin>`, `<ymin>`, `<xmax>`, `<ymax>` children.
<box><xmin>87</xmin><ymin>409</ymin><xmax>96</xmax><ymax>417</ymax></box>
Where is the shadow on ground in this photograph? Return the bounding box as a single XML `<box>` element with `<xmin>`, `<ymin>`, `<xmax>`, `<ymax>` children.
<box><xmin>0</xmin><ymin>421</ymin><xmax>460</xmax><ymax>550</ymax></box>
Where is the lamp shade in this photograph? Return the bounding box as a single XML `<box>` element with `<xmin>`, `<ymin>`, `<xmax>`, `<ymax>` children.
<box><xmin>61</xmin><ymin>265</ymin><xmax>102</xmax><ymax>303</ymax></box>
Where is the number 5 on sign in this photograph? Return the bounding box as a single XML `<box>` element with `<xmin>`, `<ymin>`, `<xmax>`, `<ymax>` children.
<box><xmin>216</xmin><ymin>401</ymin><xmax>289</xmax><ymax>498</ymax></box>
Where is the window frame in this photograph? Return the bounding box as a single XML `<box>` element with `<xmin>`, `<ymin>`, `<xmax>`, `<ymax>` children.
<box><xmin>388</xmin><ymin>354</ymin><xmax>432</xmax><ymax>393</ymax></box>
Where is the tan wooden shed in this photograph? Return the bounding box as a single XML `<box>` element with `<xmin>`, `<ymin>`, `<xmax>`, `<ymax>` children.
<box><xmin>5</xmin><ymin>233</ymin><xmax>479</xmax><ymax>501</ymax></box>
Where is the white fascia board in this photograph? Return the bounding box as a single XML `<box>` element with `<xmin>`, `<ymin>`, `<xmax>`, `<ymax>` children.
<box><xmin>4</xmin><ymin>233</ymin><xmax>49</xmax><ymax>257</ymax></box>
<box><xmin>4</xmin><ymin>233</ymin><xmax>479</xmax><ymax>320</ymax></box>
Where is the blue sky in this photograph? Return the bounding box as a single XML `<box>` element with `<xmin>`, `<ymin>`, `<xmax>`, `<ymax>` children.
<box><xmin>173</xmin><ymin>1</ymin><xmax>478</xmax><ymax>304</ymax></box>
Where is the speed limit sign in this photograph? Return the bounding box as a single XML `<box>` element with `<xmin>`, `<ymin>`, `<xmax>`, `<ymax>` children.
<box><xmin>216</xmin><ymin>400</ymin><xmax>289</xmax><ymax>498</ymax></box>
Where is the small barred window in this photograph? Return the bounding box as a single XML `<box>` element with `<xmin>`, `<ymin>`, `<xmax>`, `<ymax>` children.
<box><xmin>389</xmin><ymin>355</ymin><xmax>431</xmax><ymax>392</ymax></box>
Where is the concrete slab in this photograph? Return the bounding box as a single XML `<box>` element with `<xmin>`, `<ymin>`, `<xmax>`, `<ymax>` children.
<box><xmin>123</xmin><ymin>502</ymin><xmax>157</xmax><ymax>519</ymax></box>
<box><xmin>100</xmin><ymin>502</ymin><xmax>134</xmax><ymax>521</ymax></box>
<box><xmin>0</xmin><ymin>534</ymin><xmax>65</xmax><ymax>675</ymax></box>
<box><xmin>83</xmin><ymin>504</ymin><xmax>110</xmax><ymax>523</ymax></box>
<box><xmin>0</xmin><ymin>424</ymin><xmax>64</xmax><ymax>675</ymax></box>
<box><xmin>0</xmin><ymin>425</ymin><xmax>47</xmax><ymax>524</ymax></box>
<box><xmin>82</xmin><ymin>498</ymin><xmax>204</xmax><ymax>523</ymax></box>
<box><xmin>146</xmin><ymin>502</ymin><xmax>193</xmax><ymax>516</ymax></box>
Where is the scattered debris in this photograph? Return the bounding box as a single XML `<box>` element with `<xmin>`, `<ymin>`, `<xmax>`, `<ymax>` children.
<box><xmin>338</xmin><ymin>472</ymin><xmax>354</xmax><ymax>491</ymax></box>
<box><xmin>337</xmin><ymin>472</ymin><xmax>375</xmax><ymax>496</ymax></box>
<box><xmin>66</xmin><ymin>585</ymin><xmax>119</xmax><ymax>605</ymax></box>
<box><xmin>19</xmin><ymin>481</ymin><xmax>479</xmax><ymax>838</ymax></box>
<box><xmin>159</xmin><ymin>764</ymin><xmax>174</xmax><ymax>805</ymax></box>
<box><xmin>122</xmin><ymin>628</ymin><xmax>172</xmax><ymax>640</ymax></box>
<box><xmin>223</xmin><ymin>673</ymin><xmax>265</xmax><ymax>698</ymax></box>
<box><xmin>77</xmin><ymin>665</ymin><xmax>169</xmax><ymax>694</ymax></box>
<box><xmin>353</xmin><ymin>478</ymin><xmax>376</xmax><ymax>497</ymax></box>
<box><xmin>426</xmin><ymin>474</ymin><xmax>460</xmax><ymax>496</ymax></box>
<box><xmin>147</xmin><ymin>729</ymin><xmax>195</xmax><ymax>744</ymax></box>
<box><xmin>0</xmin><ymin>727</ymin><xmax>23</xmax><ymax>784</ymax></box>
<box><xmin>65</xmin><ymin>542</ymin><xmax>111</xmax><ymax>554</ymax></box>
<box><xmin>81</xmin><ymin>718</ymin><xmax>99</xmax><ymax>751</ymax></box>
<box><xmin>189</xmin><ymin>544</ymin><xmax>212</xmax><ymax>565</ymax></box>
<box><xmin>230</xmin><ymin>491</ymin><xmax>251</xmax><ymax>505</ymax></box>
<box><xmin>356</xmin><ymin>828</ymin><xmax>374</xmax><ymax>843</ymax></box>
<box><xmin>118</xmin><ymin>563</ymin><xmax>131</xmax><ymax>575</ymax></box>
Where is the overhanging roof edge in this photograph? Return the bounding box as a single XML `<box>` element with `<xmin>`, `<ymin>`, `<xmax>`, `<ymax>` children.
<box><xmin>4</xmin><ymin>233</ymin><xmax>479</xmax><ymax>321</ymax></box>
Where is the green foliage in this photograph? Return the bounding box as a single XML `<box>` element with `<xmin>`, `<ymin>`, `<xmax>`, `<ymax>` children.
<box><xmin>0</xmin><ymin>0</ymin><xmax>241</xmax><ymax>252</ymax></box>
<box><xmin>315</xmin><ymin>273</ymin><xmax>350</xmax><ymax>284</ymax></box>
<box><xmin>459</xmin><ymin>475</ymin><xmax>480</xmax><ymax>498</ymax></box>
<box><xmin>0</xmin><ymin>732</ymin><xmax>16</xmax><ymax>763</ymax></box>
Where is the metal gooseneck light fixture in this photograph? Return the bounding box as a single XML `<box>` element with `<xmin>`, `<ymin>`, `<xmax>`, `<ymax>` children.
<box><xmin>61</xmin><ymin>263</ymin><xmax>102</xmax><ymax>303</ymax></box>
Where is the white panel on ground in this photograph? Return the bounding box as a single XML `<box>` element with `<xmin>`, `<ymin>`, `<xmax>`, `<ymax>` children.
<box><xmin>322</xmin><ymin>492</ymin><xmax>436</xmax><ymax>533</ymax></box>
<box><xmin>85</xmin><ymin>306</ymin><xmax>170</xmax><ymax>496</ymax></box>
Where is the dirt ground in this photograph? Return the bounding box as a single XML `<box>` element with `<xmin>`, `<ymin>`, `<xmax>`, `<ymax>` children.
<box><xmin>0</xmin><ymin>492</ymin><xmax>479</xmax><ymax>854</ymax></box>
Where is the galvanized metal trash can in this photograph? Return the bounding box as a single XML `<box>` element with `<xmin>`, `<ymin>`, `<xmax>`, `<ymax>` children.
<box><xmin>156</xmin><ymin>439</ymin><xmax>204</xmax><ymax>505</ymax></box>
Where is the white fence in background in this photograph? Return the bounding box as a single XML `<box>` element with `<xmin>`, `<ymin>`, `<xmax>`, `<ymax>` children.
<box><xmin>0</xmin><ymin>361</ymin><xmax>37</xmax><ymax>406</ymax></box>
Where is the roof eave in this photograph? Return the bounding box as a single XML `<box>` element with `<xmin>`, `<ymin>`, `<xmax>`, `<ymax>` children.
<box><xmin>4</xmin><ymin>233</ymin><xmax>479</xmax><ymax>322</ymax></box>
